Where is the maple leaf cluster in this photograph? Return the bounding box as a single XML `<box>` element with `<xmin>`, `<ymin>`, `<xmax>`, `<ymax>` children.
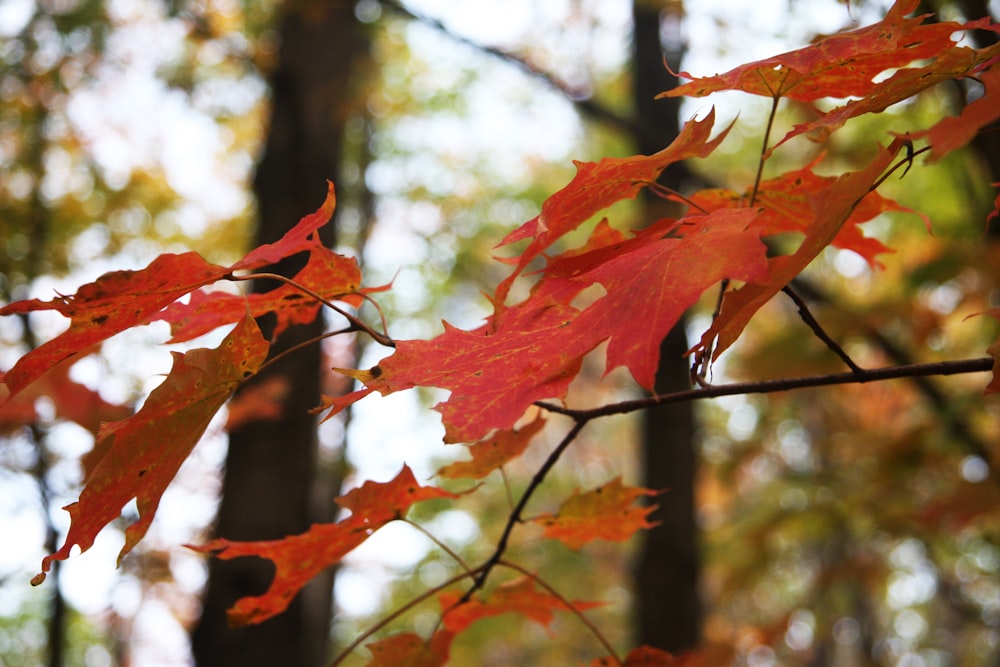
<box><xmin>2</xmin><ymin>1</ymin><xmax>999</xmax><ymax>664</ymax></box>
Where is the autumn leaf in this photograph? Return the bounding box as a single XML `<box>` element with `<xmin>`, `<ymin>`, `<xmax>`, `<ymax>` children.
<box><xmin>338</xmin><ymin>299</ymin><xmax>592</xmax><ymax>443</ymax></box>
<box><xmin>436</xmin><ymin>416</ymin><xmax>546</xmax><ymax>479</ymax></box>
<box><xmin>0</xmin><ymin>252</ymin><xmax>232</xmax><ymax>400</ymax></box>
<box><xmin>190</xmin><ymin>466</ymin><xmax>460</xmax><ymax>625</ymax></box>
<box><xmin>1</xmin><ymin>183</ymin><xmax>338</xmax><ymax>401</ymax></box>
<box><xmin>529</xmin><ymin>478</ymin><xmax>660</xmax><ymax>551</ymax></box>
<box><xmin>693</xmin><ymin>139</ymin><xmax>904</xmax><ymax>365</ymax></box>
<box><xmin>774</xmin><ymin>42</ymin><xmax>1000</xmax><ymax>152</ymax></box>
<box><xmin>915</xmin><ymin>64</ymin><xmax>1000</xmax><ymax>162</ymax></box>
<box><xmin>0</xmin><ymin>356</ymin><xmax>130</xmax><ymax>436</ymax></box>
<box><xmin>158</xmin><ymin>244</ymin><xmax>369</xmax><ymax>344</ymax></box>
<box><xmin>539</xmin><ymin>208</ymin><xmax>770</xmax><ymax>390</ymax></box>
<box><xmin>662</xmin><ymin>0</ymin><xmax>972</xmax><ymax>102</ymax></box>
<box><xmin>686</xmin><ymin>155</ymin><xmax>925</xmax><ymax>269</ymax></box>
<box><xmin>32</xmin><ymin>312</ymin><xmax>269</xmax><ymax>586</ymax></box>
<box><xmin>494</xmin><ymin>108</ymin><xmax>731</xmax><ymax>303</ymax></box>
<box><xmin>364</xmin><ymin>631</ymin><xmax>453</xmax><ymax>667</ymax></box>
<box><xmin>438</xmin><ymin>576</ymin><xmax>602</xmax><ymax>634</ymax></box>
<box><xmin>336</xmin><ymin>464</ymin><xmax>462</xmax><ymax>527</ymax></box>
<box><xmin>192</xmin><ymin>519</ymin><xmax>372</xmax><ymax>626</ymax></box>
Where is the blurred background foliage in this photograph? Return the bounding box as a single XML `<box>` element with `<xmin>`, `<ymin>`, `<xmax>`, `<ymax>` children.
<box><xmin>1</xmin><ymin>0</ymin><xmax>998</xmax><ymax>665</ymax></box>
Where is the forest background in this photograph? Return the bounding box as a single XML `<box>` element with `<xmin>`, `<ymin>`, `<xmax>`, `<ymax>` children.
<box><xmin>1</xmin><ymin>0</ymin><xmax>999</xmax><ymax>666</ymax></box>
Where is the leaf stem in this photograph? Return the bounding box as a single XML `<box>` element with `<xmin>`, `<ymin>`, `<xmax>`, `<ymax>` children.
<box><xmin>402</xmin><ymin>518</ymin><xmax>474</xmax><ymax>574</ymax></box>
<box><xmin>749</xmin><ymin>92</ymin><xmax>782</xmax><ymax>207</ymax></box>
<box><xmin>229</xmin><ymin>272</ymin><xmax>395</xmax><ymax>347</ymax></box>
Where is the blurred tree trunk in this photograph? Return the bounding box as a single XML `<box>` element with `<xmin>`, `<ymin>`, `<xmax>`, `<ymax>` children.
<box><xmin>190</xmin><ymin>3</ymin><xmax>369</xmax><ymax>666</ymax></box>
<box><xmin>632</xmin><ymin>0</ymin><xmax>702</xmax><ymax>654</ymax></box>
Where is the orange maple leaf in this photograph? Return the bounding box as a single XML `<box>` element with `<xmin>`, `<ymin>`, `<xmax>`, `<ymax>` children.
<box><xmin>494</xmin><ymin>108</ymin><xmax>731</xmax><ymax>303</ymax></box>
<box><xmin>436</xmin><ymin>416</ymin><xmax>546</xmax><ymax>479</ymax></box>
<box><xmin>662</xmin><ymin>0</ymin><xmax>972</xmax><ymax>102</ymax></box>
<box><xmin>439</xmin><ymin>576</ymin><xmax>602</xmax><ymax>634</ymax></box>
<box><xmin>1</xmin><ymin>183</ymin><xmax>336</xmax><ymax>400</ymax></box>
<box><xmin>529</xmin><ymin>478</ymin><xmax>660</xmax><ymax>551</ymax></box>
<box><xmin>693</xmin><ymin>138</ymin><xmax>905</xmax><ymax>365</ymax></box>
<box><xmin>32</xmin><ymin>312</ymin><xmax>269</xmax><ymax>585</ymax></box>
<box><xmin>190</xmin><ymin>465</ymin><xmax>460</xmax><ymax>626</ymax></box>
<box><xmin>364</xmin><ymin>631</ymin><xmax>453</xmax><ymax>667</ymax></box>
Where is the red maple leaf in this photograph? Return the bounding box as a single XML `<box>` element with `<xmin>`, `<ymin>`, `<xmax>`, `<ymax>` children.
<box><xmin>436</xmin><ymin>416</ymin><xmax>546</xmax><ymax>479</ymax></box>
<box><xmin>190</xmin><ymin>465</ymin><xmax>460</xmax><ymax>626</ymax></box>
<box><xmin>1</xmin><ymin>183</ymin><xmax>337</xmax><ymax>401</ymax></box>
<box><xmin>686</xmin><ymin>155</ymin><xmax>925</xmax><ymax>269</ymax></box>
<box><xmin>337</xmin><ymin>299</ymin><xmax>592</xmax><ymax>443</ymax></box>
<box><xmin>662</xmin><ymin>0</ymin><xmax>972</xmax><ymax>102</ymax></box>
<box><xmin>529</xmin><ymin>478</ymin><xmax>660</xmax><ymax>551</ymax></box>
<box><xmin>914</xmin><ymin>64</ymin><xmax>1000</xmax><ymax>162</ymax></box>
<box><xmin>494</xmin><ymin>109</ymin><xmax>731</xmax><ymax>303</ymax></box>
<box><xmin>693</xmin><ymin>138</ymin><xmax>905</xmax><ymax>365</ymax></box>
<box><xmin>539</xmin><ymin>208</ymin><xmax>770</xmax><ymax>390</ymax></box>
<box><xmin>774</xmin><ymin>42</ymin><xmax>1000</xmax><ymax>152</ymax></box>
<box><xmin>158</xmin><ymin>244</ymin><xmax>367</xmax><ymax>343</ymax></box>
<box><xmin>32</xmin><ymin>312</ymin><xmax>269</xmax><ymax>585</ymax></box>
<box><xmin>439</xmin><ymin>576</ymin><xmax>602</xmax><ymax>634</ymax></box>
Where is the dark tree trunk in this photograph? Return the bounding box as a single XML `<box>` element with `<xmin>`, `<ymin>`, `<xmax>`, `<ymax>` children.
<box><xmin>632</xmin><ymin>1</ymin><xmax>702</xmax><ymax>654</ymax></box>
<box><xmin>191</xmin><ymin>3</ymin><xmax>369</xmax><ymax>666</ymax></box>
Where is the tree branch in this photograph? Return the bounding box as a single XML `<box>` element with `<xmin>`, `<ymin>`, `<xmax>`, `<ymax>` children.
<box><xmin>536</xmin><ymin>357</ymin><xmax>994</xmax><ymax>421</ymax></box>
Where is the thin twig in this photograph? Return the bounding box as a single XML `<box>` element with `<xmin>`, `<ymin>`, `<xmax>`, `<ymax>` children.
<box><xmin>228</xmin><ymin>272</ymin><xmax>395</xmax><ymax>347</ymax></box>
<box><xmin>536</xmin><ymin>357</ymin><xmax>994</xmax><ymax>422</ymax></box>
<box><xmin>328</xmin><ymin>566</ymin><xmax>485</xmax><ymax>667</ymax></box>
<box><xmin>402</xmin><ymin>518</ymin><xmax>474</xmax><ymax>574</ymax></box>
<box><xmin>256</xmin><ymin>326</ymin><xmax>355</xmax><ymax>376</ymax></box>
<box><xmin>782</xmin><ymin>286</ymin><xmax>864</xmax><ymax>374</ymax></box>
<box><xmin>498</xmin><ymin>559</ymin><xmax>621</xmax><ymax>665</ymax></box>
<box><xmin>460</xmin><ymin>419</ymin><xmax>590</xmax><ymax>604</ymax></box>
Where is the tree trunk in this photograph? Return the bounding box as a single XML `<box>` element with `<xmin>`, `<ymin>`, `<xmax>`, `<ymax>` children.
<box><xmin>632</xmin><ymin>1</ymin><xmax>702</xmax><ymax>654</ymax></box>
<box><xmin>190</xmin><ymin>3</ymin><xmax>369</xmax><ymax>666</ymax></box>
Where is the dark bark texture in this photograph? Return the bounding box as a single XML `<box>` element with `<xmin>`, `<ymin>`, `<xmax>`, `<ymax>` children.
<box><xmin>191</xmin><ymin>3</ymin><xmax>369</xmax><ymax>666</ymax></box>
<box><xmin>632</xmin><ymin>1</ymin><xmax>703</xmax><ymax>654</ymax></box>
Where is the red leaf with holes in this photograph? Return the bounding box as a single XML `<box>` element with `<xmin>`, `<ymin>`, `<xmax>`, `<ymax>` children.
<box><xmin>436</xmin><ymin>415</ymin><xmax>546</xmax><ymax>479</ymax></box>
<box><xmin>189</xmin><ymin>465</ymin><xmax>460</xmax><ymax>626</ymax></box>
<box><xmin>529</xmin><ymin>478</ymin><xmax>660</xmax><ymax>551</ymax></box>
<box><xmin>663</xmin><ymin>0</ymin><xmax>967</xmax><ymax>102</ymax></box>
<box><xmin>32</xmin><ymin>312</ymin><xmax>269</xmax><ymax>586</ymax></box>
<box><xmin>1</xmin><ymin>183</ymin><xmax>336</xmax><ymax>400</ymax></box>
<box><xmin>439</xmin><ymin>576</ymin><xmax>602</xmax><ymax>634</ymax></box>
<box><xmin>191</xmin><ymin>519</ymin><xmax>372</xmax><ymax>626</ymax></box>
